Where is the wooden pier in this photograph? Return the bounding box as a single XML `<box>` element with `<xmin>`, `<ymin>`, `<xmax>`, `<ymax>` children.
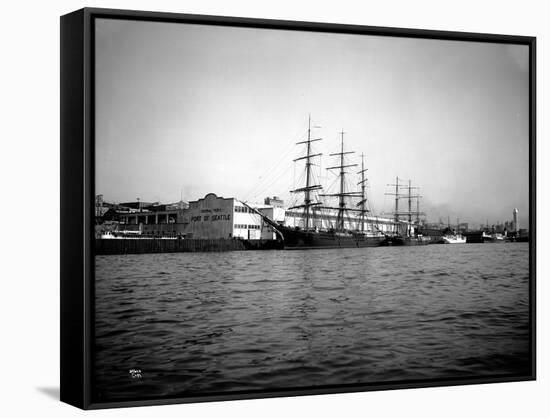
<box><xmin>95</xmin><ymin>238</ymin><xmax>282</xmax><ymax>255</ymax></box>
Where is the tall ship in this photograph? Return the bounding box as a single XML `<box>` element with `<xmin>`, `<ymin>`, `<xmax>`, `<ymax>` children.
<box><xmin>246</xmin><ymin>116</ymin><xmax>386</xmax><ymax>249</ymax></box>
<box><xmin>382</xmin><ymin>177</ymin><xmax>431</xmax><ymax>246</ymax></box>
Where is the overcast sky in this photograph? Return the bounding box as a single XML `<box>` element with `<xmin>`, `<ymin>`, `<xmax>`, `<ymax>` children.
<box><xmin>95</xmin><ymin>18</ymin><xmax>530</xmax><ymax>227</ymax></box>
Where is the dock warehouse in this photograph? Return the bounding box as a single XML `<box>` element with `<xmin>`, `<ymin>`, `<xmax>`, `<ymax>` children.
<box><xmin>114</xmin><ymin>193</ymin><xmax>281</xmax><ymax>239</ymax></box>
<box><xmin>183</xmin><ymin>193</ymin><xmax>281</xmax><ymax>240</ymax></box>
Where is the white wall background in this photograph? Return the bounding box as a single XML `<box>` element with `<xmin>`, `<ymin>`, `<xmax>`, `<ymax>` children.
<box><xmin>0</xmin><ymin>0</ymin><xmax>546</xmax><ymax>416</ymax></box>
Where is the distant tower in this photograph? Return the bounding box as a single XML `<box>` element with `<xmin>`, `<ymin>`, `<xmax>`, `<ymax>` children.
<box><xmin>513</xmin><ymin>208</ymin><xmax>519</xmax><ymax>233</ymax></box>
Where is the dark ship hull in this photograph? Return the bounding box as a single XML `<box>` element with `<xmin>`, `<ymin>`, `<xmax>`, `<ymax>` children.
<box><xmin>278</xmin><ymin>226</ymin><xmax>385</xmax><ymax>249</ymax></box>
<box><xmin>381</xmin><ymin>235</ymin><xmax>433</xmax><ymax>246</ymax></box>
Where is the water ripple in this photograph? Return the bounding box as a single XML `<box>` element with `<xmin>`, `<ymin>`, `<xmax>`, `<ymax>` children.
<box><xmin>93</xmin><ymin>243</ymin><xmax>530</xmax><ymax>402</ymax></box>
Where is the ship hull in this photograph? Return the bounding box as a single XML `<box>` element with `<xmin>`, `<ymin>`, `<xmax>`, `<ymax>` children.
<box><xmin>381</xmin><ymin>235</ymin><xmax>433</xmax><ymax>246</ymax></box>
<box><xmin>482</xmin><ymin>233</ymin><xmax>506</xmax><ymax>243</ymax></box>
<box><xmin>278</xmin><ymin>226</ymin><xmax>385</xmax><ymax>249</ymax></box>
<box><xmin>483</xmin><ymin>237</ymin><xmax>505</xmax><ymax>243</ymax></box>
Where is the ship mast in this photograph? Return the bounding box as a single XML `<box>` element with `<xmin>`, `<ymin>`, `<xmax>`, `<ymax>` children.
<box><xmin>357</xmin><ymin>153</ymin><xmax>369</xmax><ymax>232</ymax></box>
<box><xmin>386</xmin><ymin>178</ymin><xmax>425</xmax><ymax>235</ymax></box>
<box><xmin>406</xmin><ymin>180</ymin><xmax>416</xmax><ymax>223</ymax></box>
<box><xmin>289</xmin><ymin>115</ymin><xmax>323</xmax><ymax>230</ymax></box>
<box><xmin>400</xmin><ymin>180</ymin><xmax>423</xmax><ymax>235</ymax></box>
<box><xmin>385</xmin><ymin>176</ymin><xmax>401</xmax><ymax>233</ymax></box>
<box><xmin>337</xmin><ymin>131</ymin><xmax>347</xmax><ymax>230</ymax></box>
<box><xmin>320</xmin><ymin>130</ymin><xmax>359</xmax><ymax>231</ymax></box>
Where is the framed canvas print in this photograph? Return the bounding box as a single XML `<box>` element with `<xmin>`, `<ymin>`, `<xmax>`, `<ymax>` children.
<box><xmin>60</xmin><ymin>8</ymin><xmax>536</xmax><ymax>410</ymax></box>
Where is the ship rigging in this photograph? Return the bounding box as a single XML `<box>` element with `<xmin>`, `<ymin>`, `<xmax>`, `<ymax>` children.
<box><xmin>249</xmin><ymin>116</ymin><xmax>387</xmax><ymax>249</ymax></box>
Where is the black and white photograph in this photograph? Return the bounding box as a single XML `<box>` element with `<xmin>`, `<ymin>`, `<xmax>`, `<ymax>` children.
<box><xmin>89</xmin><ymin>12</ymin><xmax>534</xmax><ymax>405</ymax></box>
<box><xmin>4</xmin><ymin>0</ymin><xmax>550</xmax><ymax>416</ymax></box>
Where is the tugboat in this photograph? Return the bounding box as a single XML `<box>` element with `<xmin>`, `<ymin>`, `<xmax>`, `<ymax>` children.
<box><xmin>441</xmin><ymin>233</ymin><xmax>467</xmax><ymax>244</ymax></box>
<box><xmin>440</xmin><ymin>221</ymin><xmax>466</xmax><ymax>244</ymax></box>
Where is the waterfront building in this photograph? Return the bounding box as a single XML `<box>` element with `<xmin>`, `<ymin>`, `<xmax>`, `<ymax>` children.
<box><xmin>284</xmin><ymin>209</ymin><xmax>398</xmax><ymax>234</ymax></box>
<box><xmin>183</xmin><ymin>193</ymin><xmax>277</xmax><ymax>240</ymax></box>
<box><xmin>264</xmin><ymin>196</ymin><xmax>285</xmax><ymax>208</ymax></box>
<box><xmin>119</xmin><ymin>208</ymin><xmax>182</xmax><ymax>226</ymax></box>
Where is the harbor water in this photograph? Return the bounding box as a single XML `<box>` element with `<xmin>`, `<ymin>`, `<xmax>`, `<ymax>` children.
<box><xmin>93</xmin><ymin>243</ymin><xmax>530</xmax><ymax>402</ymax></box>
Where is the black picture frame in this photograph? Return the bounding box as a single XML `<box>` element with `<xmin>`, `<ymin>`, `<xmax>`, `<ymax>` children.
<box><xmin>60</xmin><ymin>7</ymin><xmax>536</xmax><ymax>410</ymax></box>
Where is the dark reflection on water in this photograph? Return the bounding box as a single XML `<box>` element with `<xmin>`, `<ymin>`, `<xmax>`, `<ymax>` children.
<box><xmin>94</xmin><ymin>243</ymin><xmax>530</xmax><ymax>401</ymax></box>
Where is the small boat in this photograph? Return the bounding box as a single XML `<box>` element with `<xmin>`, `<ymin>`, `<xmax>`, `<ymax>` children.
<box><xmin>482</xmin><ymin>232</ymin><xmax>505</xmax><ymax>243</ymax></box>
<box><xmin>99</xmin><ymin>229</ymin><xmax>143</xmax><ymax>239</ymax></box>
<box><xmin>441</xmin><ymin>234</ymin><xmax>466</xmax><ymax>244</ymax></box>
<box><xmin>438</xmin><ymin>219</ymin><xmax>466</xmax><ymax>244</ymax></box>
